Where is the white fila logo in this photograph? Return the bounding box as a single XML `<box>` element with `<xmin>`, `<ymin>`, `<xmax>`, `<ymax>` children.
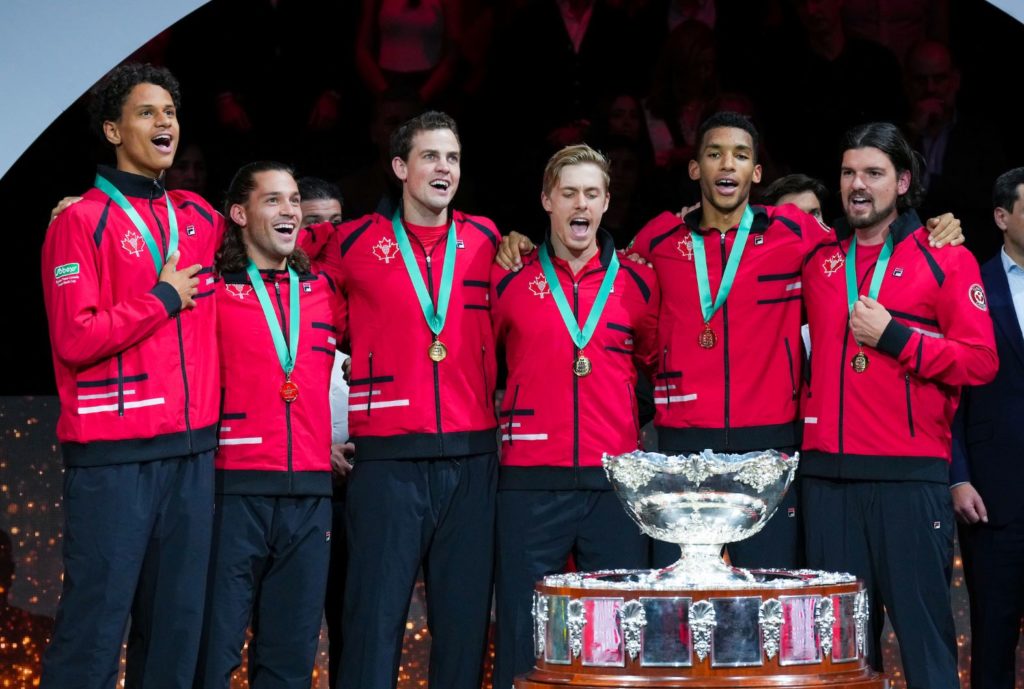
<box><xmin>303</xmin><ymin>282</ymin><xmax>312</xmax><ymax>293</ymax></box>
<box><xmin>753</xmin><ymin>235</ymin><xmax>764</xmax><ymax>246</ymax></box>
<box><xmin>186</xmin><ymin>224</ymin><xmax>196</xmax><ymax>236</ymax></box>
<box><xmin>892</xmin><ymin>267</ymin><xmax>904</xmax><ymax>277</ymax></box>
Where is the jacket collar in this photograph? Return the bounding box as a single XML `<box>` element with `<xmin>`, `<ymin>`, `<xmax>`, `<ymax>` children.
<box><xmin>96</xmin><ymin>164</ymin><xmax>167</xmax><ymax>199</ymax></box>
<box><xmin>682</xmin><ymin>203</ymin><xmax>770</xmax><ymax>236</ymax></box>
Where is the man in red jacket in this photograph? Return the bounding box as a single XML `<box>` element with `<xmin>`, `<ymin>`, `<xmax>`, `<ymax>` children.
<box><xmin>299</xmin><ymin>112</ymin><xmax>499</xmax><ymax>689</ymax></box>
<box><xmin>194</xmin><ymin>162</ymin><xmax>343</xmax><ymax>689</ymax></box>
<box><xmin>39</xmin><ymin>63</ymin><xmax>221</xmax><ymax>689</ymax></box>
<box><xmin>801</xmin><ymin>122</ymin><xmax>998</xmax><ymax>689</ymax></box>
<box><xmin>490</xmin><ymin>145</ymin><xmax>659</xmax><ymax>689</ymax></box>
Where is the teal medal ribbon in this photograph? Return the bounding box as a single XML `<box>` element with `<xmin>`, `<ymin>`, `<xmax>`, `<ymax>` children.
<box><xmin>538</xmin><ymin>243</ymin><xmax>620</xmax><ymax>377</ymax></box>
<box><xmin>390</xmin><ymin>210</ymin><xmax>457</xmax><ymax>362</ymax></box>
<box><xmin>844</xmin><ymin>233</ymin><xmax>894</xmax><ymax>373</ymax></box>
<box><xmin>690</xmin><ymin>204</ymin><xmax>754</xmax><ymax>348</ymax></box>
<box><xmin>95</xmin><ymin>174</ymin><xmax>178</xmax><ymax>277</ymax></box>
<box><xmin>245</xmin><ymin>261</ymin><xmax>302</xmax><ymax>401</ymax></box>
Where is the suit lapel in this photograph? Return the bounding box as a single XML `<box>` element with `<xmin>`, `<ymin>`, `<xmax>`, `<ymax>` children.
<box><xmin>982</xmin><ymin>256</ymin><xmax>1024</xmax><ymax>369</ymax></box>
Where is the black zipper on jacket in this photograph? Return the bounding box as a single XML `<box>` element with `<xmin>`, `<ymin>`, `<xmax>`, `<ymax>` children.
<box><xmin>425</xmin><ymin>251</ymin><xmax>444</xmax><ymax>450</ymax></box>
<box><xmin>481</xmin><ymin>345</ymin><xmax>489</xmax><ymax>408</ymax></box>
<box><xmin>627</xmin><ymin>382</ymin><xmax>640</xmax><ymax>440</ymax></box>
<box><xmin>838</xmin><ymin>335</ymin><xmax>849</xmax><ymax>454</ymax></box>
<box><xmin>784</xmin><ymin>337</ymin><xmax>796</xmax><ymax>400</ymax></box>
<box><xmin>507</xmin><ymin>384</ymin><xmax>520</xmax><ymax>445</ymax></box>
<box><xmin>905</xmin><ymin>374</ymin><xmax>915</xmax><ymax>437</ymax></box>
<box><xmin>176</xmin><ymin>316</ymin><xmax>193</xmax><ymax>451</ymax></box>
<box><xmin>662</xmin><ymin>347</ymin><xmax>671</xmax><ymax>410</ymax></box>
<box><xmin>148</xmin><ymin>191</ymin><xmax>193</xmax><ymax>449</ymax></box>
<box><xmin>572</xmin><ymin>280</ymin><xmax>580</xmax><ymax>481</ymax></box>
<box><xmin>273</xmin><ymin>279</ymin><xmax>294</xmax><ymax>478</ymax></box>
<box><xmin>366</xmin><ymin>353</ymin><xmax>374</xmax><ymax>415</ymax></box>
<box><xmin>720</xmin><ymin>234</ymin><xmax>731</xmax><ymax>446</ymax></box>
<box><xmin>117</xmin><ymin>353</ymin><xmax>125</xmax><ymax>416</ymax></box>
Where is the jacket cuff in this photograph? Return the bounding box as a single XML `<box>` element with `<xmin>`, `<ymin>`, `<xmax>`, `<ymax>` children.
<box><xmin>876</xmin><ymin>319</ymin><xmax>912</xmax><ymax>358</ymax></box>
<box><xmin>151</xmin><ymin>281</ymin><xmax>182</xmax><ymax>316</ymax></box>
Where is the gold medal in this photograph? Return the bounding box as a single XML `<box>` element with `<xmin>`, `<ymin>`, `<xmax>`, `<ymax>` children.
<box><xmin>280</xmin><ymin>379</ymin><xmax>300</xmax><ymax>403</ymax></box>
<box><xmin>573</xmin><ymin>354</ymin><xmax>592</xmax><ymax>377</ymax></box>
<box><xmin>698</xmin><ymin>323</ymin><xmax>717</xmax><ymax>349</ymax></box>
<box><xmin>851</xmin><ymin>351</ymin><xmax>869</xmax><ymax>373</ymax></box>
<box><xmin>428</xmin><ymin>338</ymin><xmax>448</xmax><ymax>362</ymax></box>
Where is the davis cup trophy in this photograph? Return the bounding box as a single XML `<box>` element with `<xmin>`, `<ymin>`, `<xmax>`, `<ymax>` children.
<box><xmin>516</xmin><ymin>450</ymin><xmax>887</xmax><ymax>689</ymax></box>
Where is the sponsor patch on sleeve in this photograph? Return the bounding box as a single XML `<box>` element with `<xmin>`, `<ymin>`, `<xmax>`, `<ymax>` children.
<box><xmin>968</xmin><ymin>283</ymin><xmax>988</xmax><ymax>311</ymax></box>
<box><xmin>54</xmin><ymin>262</ymin><xmax>80</xmax><ymax>287</ymax></box>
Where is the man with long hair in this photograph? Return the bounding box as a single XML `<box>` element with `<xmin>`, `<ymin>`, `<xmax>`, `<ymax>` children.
<box><xmin>194</xmin><ymin>162</ymin><xmax>343</xmax><ymax>689</ymax></box>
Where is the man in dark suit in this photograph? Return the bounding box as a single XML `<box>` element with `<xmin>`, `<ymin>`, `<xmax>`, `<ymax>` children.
<box><xmin>951</xmin><ymin>166</ymin><xmax>1024</xmax><ymax>689</ymax></box>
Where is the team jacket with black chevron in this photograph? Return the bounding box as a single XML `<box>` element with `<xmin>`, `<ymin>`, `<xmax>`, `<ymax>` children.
<box><xmin>800</xmin><ymin>210</ymin><xmax>998</xmax><ymax>482</ymax></box>
<box><xmin>300</xmin><ymin>205</ymin><xmax>500</xmax><ymax>460</ymax></box>
<box><xmin>490</xmin><ymin>230</ymin><xmax>659</xmax><ymax>490</ymax></box>
<box><xmin>41</xmin><ymin>166</ymin><xmax>223</xmax><ymax>466</ymax></box>
<box><xmin>629</xmin><ymin>203</ymin><xmax>830</xmax><ymax>452</ymax></box>
<box><xmin>214</xmin><ymin>268</ymin><xmax>345</xmax><ymax>495</ymax></box>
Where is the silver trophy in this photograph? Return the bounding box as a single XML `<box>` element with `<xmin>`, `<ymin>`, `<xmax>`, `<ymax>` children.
<box><xmin>603</xmin><ymin>449</ymin><xmax>798</xmax><ymax>586</ymax></box>
<box><xmin>520</xmin><ymin>449</ymin><xmax>880</xmax><ymax>687</ymax></box>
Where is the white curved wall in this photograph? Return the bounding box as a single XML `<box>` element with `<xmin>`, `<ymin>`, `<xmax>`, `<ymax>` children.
<box><xmin>0</xmin><ymin>0</ymin><xmax>208</xmax><ymax>179</ymax></box>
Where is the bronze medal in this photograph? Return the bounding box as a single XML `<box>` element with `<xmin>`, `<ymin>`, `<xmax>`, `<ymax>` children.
<box><xmin>280</xmin><ymin>379</ymin><xmax>300</xmax><ymax>403</ymax></box>
<box><xmin>428</xmin><ymin>339</ymin><xmax>448</xmax><ymax>362</ymax></box>
<box><xmin>573</xmin><ymin>354</ymin><xmax>592</xmax><ymax>377</ymax></box>
<box><xmin>851</xmin><ymin>351</ymin><xmax>869</xmax><ymax>374</ymax></box>
<box><xmin>698</xmin><ymin>323</ymin><xmax>717</xmax><ymax>349</ymax></box>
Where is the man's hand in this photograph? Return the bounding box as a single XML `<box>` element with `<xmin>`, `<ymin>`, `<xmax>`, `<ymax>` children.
<box><xmin>925</xmin><ymin>212</ymin><xmax>964</xmax><ymax>248</ymax></box>
<box><xmin>159</xmin><ymin>251</ymin><xmax>202</xmax><ymax>310</ymax></box>
<box><xmin>495</xmin><ymin>231</ymin><xmax>536</xmax><ymax>271</ymax></box>
<box><xmin>849</xmin><ymin>296</ymin><xmax>892</xmax><ymax>347</ymax></box>
<box><xmin>50</xmin><ymin>196</ymin><xmax>83</xmax><ymax>224</ymax></box>
<box><xmin>341</xmin><ymin>357</ymin><xmax>351</xmax><ymax>384</ymax></box>
<box><xmin>331</xmin><ymin>442</ymin><xmax>355</xmax><ymax>479</ymax></box>
<box><xmin>952</xmin><ymin>482</ymin><xmax>988</xmax><ymax>524</ymax></box>
<box><xmin>676</xmin><ymin>201</ymin><xmax>701</xmax><ymax>220</ymax></box>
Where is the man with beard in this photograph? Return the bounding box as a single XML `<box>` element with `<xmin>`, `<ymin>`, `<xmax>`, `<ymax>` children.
<box><xmin>800</xmin><ymin>122</ymin><xmax>997</xmax><ymax>689</ymax></box>
<box><xmin>497</xmin><ymin>112</ymin><xmax>963</xmax><ymax>573</ymax></box>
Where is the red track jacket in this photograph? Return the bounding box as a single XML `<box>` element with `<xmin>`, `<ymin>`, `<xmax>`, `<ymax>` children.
<box><xmin>801</xmin><ymin>211</ymin><xmax>998</xmax><ymax>482</ymax></box>
<box><xmin>214</xmin><ymin>268</ymin><xmax>345</xmax><ymax>495</ymax></box>
<box><xmin>300</xmin><ymin>204</ymin><xmax>499</xmax><ymax>460</ymax></box>
<box><xmin>629</xmin><ymin>204</ymin><xmax>830</xmax><ymax>452</ymax></box>
<box><xmin>41</xmin><ymin>166</ymin><xmax>223</xmax><ymax>466</ymax></box>
<box><xmin>491</xmin><ymin>231</ymin><xmax>659</xmax><ymax>489</ymax></box>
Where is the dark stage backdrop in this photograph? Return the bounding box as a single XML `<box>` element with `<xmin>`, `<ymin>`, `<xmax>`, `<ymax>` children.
<box><xmin>1</xmin><ymin>396</ymin><xmax>1020</xmax><ymax>688</ymax></box>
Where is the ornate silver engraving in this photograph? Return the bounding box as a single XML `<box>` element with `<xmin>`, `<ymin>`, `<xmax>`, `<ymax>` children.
<box><xmin>732</xmin><ymin>457</ymin><xmax>788</xmax><ymax>493</ymax></box>
<box><xmin>815</xmin><ymin>596</ymin><xmax>835</xmax><ymax>657</ymax></box>
<box><xmin>758</xmin><ymin>598</ymin><xmax>783</xmax><ymax>659</ymax></box>
<box><xmin>618</xmin><ymin>600</ymin><xmax>647</xmax><ymax>660</ymax></box>
<box><xmin>532</xmin><ymin>592</ymin><xmax>549</xmax><ymax>658</ymax></box>
<box><xmin>688</xmin><ymin>599</ymin><xmax>717</xmax><ymax>662</ymax></box>
<box><xmin>853</xmin><ymin>590</ymin><xmax>869</xmax><ymax>656</ymax></box>
<box><xmin>603</xmin><ymin>453</ymin><xmax>658</xmax><ymax>490</ymax></box>
<box><xmin>567</xmin><ymin>599</ymin><xmax>586</xmax><ymax>659</ymax></box>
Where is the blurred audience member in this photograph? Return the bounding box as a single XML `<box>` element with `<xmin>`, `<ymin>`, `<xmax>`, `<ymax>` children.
<box><xmin>355</xmin><ymin>0</ymin><xmax>460</xmax><ymax>106</ymax></box>
<box><xmin>841</xmin><ymin>0</ymin><xmax>948</xmax><ymax>64</ymax></box>
<box><xmin>906</xmin><ymin>40</ymin><xmax>1007</xmax><ymax>256</ymax></box>
<box><xmin>164</xmin><ymin>141</ymin><xmax>209</xmax><ymax>197</ymax></box>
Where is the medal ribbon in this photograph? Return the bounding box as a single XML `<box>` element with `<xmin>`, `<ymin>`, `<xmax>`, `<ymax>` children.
<box><xmin>391</xmin><ymin>210</ymin><xmax>457</xmax><ymax>337</ymax></box>
<box><xmin>245</xmin><ymin>261</ymin><xmax>301</xmax><ymax>378</ymax></box>
<box><xmin>95</xmin><ymin>174</ymin><xmax>179</xmax><ymax>277</ymax></box>
<box><xmin>691</xmin><ymin>205</ymin><xmax>755</xmax><ymax>324</ymax></box>
<box><xmin>845</xmin><ymin>234</ymin><xmax>894</xmax><ymax>315</ymax></box>
<box><xmin>538</xmin><ymin>243</ymin><xmax>620</xmax><ymax>350</ymax></box>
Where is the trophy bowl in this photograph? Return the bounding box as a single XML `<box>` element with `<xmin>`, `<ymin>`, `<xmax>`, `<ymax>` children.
<box><xmin>603</xmin><ymin>449</ymin><xmax>799</xmax><ymax>587</ymax></box>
